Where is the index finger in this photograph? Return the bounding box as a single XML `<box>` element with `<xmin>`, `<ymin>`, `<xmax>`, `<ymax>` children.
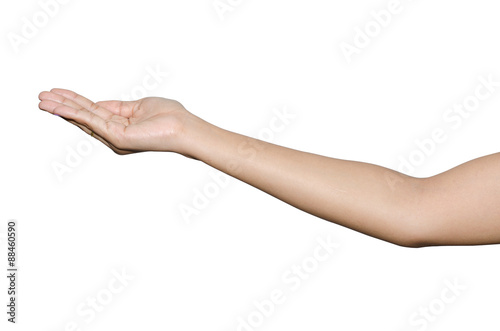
<box><xmin>39</xmin><ymin>91</ymin><xmax>126</xmax><ymax>146</ymax></box>
<box><xmin>50</xmin><ymin>88</ymin><xmax>113</xmax><ymax>119</ymax></box>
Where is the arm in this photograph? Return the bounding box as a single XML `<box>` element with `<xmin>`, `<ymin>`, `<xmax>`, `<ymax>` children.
<box><xmin>38</xmin><ymin>89</ymin><xmax>500</xmax><ymax>247</ymax></box>
<box><xmin>183</xmin><ymin>119</ymin><xmax>500</xmax><ymax>247</ymax></box>
<box><xmin>184</xmin><ymin>118</ymin><xmax>426</xmax><ymax>247</ymax></box>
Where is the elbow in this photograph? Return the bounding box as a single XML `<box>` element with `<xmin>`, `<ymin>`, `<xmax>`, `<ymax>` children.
<box><xmin>394</xmin><ymin>237</ymin><xmax>430</xmax><ymax>249</ymax></box>
<box><xmin>390</xmin><ymin>229</ymin><xmax>435</xmax><ymax>248</ymax></box>
<box><xmin>393</xmin><ymin>213</ymin><xmax>442</xmax><ymax>249</ymax></box>
<box><xmin>368</xmin><ymin>214</ymin><xmax>434</xmax><ymax>248</ymax></box>
<box><xmin>388</xmin><ymin>177</ymin><xmax>435</xmax><ymax>249</ymax></box>
<box><xmin>388</xmin><ymin>230</ymin><xmax>429</xmax><ymax>248</ymax></box>
<box><xmin>391</xmin><ymin>214</ymin><xmax>437</xmax><ymax>249</ymax></box>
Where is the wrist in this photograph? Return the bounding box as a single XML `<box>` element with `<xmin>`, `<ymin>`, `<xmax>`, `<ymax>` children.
<box><xmin>173</xmin><ymin>112</ymin><xmax>220</xmax><ymax>160</ymax></box>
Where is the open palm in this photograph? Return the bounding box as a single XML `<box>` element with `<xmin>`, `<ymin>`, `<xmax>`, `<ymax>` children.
<box><xmin>38</xmin><ymin>88</ymin><xmax>190</xmax><ymax>154</ymax></box>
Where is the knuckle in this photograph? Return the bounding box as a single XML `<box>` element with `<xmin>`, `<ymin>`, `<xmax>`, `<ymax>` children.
<box><xmin>89</xmin><ymin>102</ymin><xmax>99</xmax><ymax>112</ymax></box>
<box><xmin>87</xmin><ymin>111</ymin><xmax>97</xmax><ymax>124</ymax></box>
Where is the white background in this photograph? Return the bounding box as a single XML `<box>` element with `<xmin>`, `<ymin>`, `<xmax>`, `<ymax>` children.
<box><xmin>1</xmin><ymin>0</ymin><xmax>500</xmax><ymax>330</ymax></box>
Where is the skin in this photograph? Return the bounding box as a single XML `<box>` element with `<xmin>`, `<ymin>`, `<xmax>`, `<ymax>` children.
<box><xmin>38</xmin><ymin>88</ymin><xmax>500</xmax><ymax>248</ymax></box>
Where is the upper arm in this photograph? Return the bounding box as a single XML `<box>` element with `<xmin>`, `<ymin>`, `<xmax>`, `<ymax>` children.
<box><xmin>412</xmin><ymin>152</ymin><xmax>500</xmax><ymax>247</ymax></box>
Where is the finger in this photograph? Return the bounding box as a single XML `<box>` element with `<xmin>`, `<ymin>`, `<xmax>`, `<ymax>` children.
<box><xmin>50</xmin><ymin>88</ymin><xmax>116</xmax><ymax>120</ymax></box>
<box><xmin>96</xmin><ymin>100</ymin><xmax>137</xmax><ymax>117</ymax></box>
<box><xmin>40</xmin><ymin>94</ymin><xmax>133</xmax><ymax>129</ymax></box>
<box><xmin>39</xmin><ymin>91</ymin><xmax>114</xmax><ymax>120</ymax></box>
<box><xmin>67</xmin><ymin>118</ymin><xmax>110</xmax><ymax>146</ymax></box>
<box><xmin>57</xmin><ymin>114</ymin><xmax>132</xmax><ymax>155</ymax></box>
<box><xmin>39</xmin><ymin>91</ymin><xmax>89</xmax><ymax>111</ymax></box>
<box><xmin>39</xmin><ymin>99</ymin><xmax>81</xmax><ymax>118</ymax></box>
<box><xmin>39</xmin><ymin>98</ymin><xmax>118</xmax><ymax>150</ymax></box>
<box><xmin>40</xmin><ymin>99</ymin><xmax>125</xmax><ymax>147</ymax></box>
<box><xmin>65</xmin><ymin>118</ymin><xmax>133</xmax><ymax>155</ymax></box>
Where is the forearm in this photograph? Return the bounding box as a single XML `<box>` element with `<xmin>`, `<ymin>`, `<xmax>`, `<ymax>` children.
<box><xmin>180</xmin><ymin>116</ymin><xmax>426</xmax><ymax>247</ymax></box>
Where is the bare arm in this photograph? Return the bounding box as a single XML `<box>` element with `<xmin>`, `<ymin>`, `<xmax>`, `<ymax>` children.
<box><xmin>38</xmin><ymin>89</ymin><xmax>500</xmax><ymax>247</ymax></box>
<box><xmin>416</xmin><ymin>153</ymin><xmax>500</xmax><ymax>246</ymax></box>
<box><xmin>183</xmin><ymin>119</ymin><xmax>500</xmax><ymax>247</ymax></box>
<box><xmin>183</xmin><ymin>118</ymin><xmax>426</xmax><ymax>247</ymax></box>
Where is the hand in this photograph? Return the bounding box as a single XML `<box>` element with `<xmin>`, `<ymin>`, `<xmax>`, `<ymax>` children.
<box><xmin>38</xmin><ymin>88</ymin><xmax>193</xmax><ymax>155</ymax></box>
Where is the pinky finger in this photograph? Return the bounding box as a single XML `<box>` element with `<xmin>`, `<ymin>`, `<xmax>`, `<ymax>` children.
<box><xmin>51</xmin><ymin>103</ymin><xmax>125</xmax><ymax>148</ymax></box>
<box><xmin>65</xmin><ymin>118</ymin><xmax>133</xmax><ymax>155</ymax></box>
